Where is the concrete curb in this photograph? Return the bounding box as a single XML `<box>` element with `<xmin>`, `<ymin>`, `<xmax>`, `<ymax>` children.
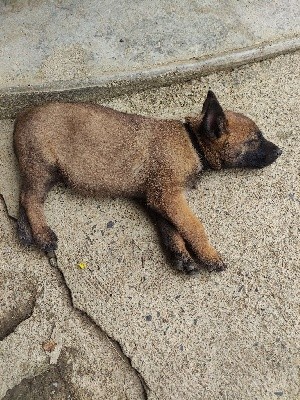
<box><xmin>1</xmin><ymin>36</ymin><xmax>300</xmax><ymax>119</ymax></box>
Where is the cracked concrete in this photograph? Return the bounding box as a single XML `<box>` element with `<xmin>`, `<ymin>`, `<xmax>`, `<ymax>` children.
<box><xmin>0</xmin><ymin>199</ymin><xmax>146</xmax><ymax>399</ymax></box>
<box><xmin>1</xmin><ymin>52</ymin><xmax>300</xmax><ymax>399</ymax></box>
<box><xmin>0</xmin><ymin>263</ymin><xmax>37</xmax><ymax>341</ymax></box>
<box><xmin>54</xmin><ymin>254</ymin><xmax>150</xmax><ymax>399</ymax></box>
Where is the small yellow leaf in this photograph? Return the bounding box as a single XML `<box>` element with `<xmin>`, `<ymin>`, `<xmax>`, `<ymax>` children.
<box><xmin>77</xmin><ymin>262</ymin><xmax>87</xmax><ymax>269</ymax></box>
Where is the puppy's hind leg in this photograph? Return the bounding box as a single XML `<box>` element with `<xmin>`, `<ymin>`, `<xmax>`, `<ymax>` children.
<box><xmin>19</xmin><ymin>166</ymin><xmax>58</xmax><ymax>265</ymax></box>
<box><xmin>17</xmin><ymin>204</ymin><xmax>34</xmax><ymax>246</ymax></box>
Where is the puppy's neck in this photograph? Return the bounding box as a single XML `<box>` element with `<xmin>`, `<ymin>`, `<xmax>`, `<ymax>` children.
<box><xmin>183</xmin><ymin>120</ymin><xmax>210</xmax><ymax>170</ymax></box>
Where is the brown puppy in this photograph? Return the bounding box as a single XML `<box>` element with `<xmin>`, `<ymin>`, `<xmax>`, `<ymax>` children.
<box><xmin>13</xmin><ymin>91</ymin><xmax>282</xmax><ymax>273</ymax></box>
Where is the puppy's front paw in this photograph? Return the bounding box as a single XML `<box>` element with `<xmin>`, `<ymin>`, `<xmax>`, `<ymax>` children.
<box><xmin>173</xmin><ymin>253</ymin><xmax>200</xmax><ymax>275</ymax></box>
<box><xmin>204</xmin><ymin>259</ymin><xmax>227</xmax><ymax>272</ymax></box>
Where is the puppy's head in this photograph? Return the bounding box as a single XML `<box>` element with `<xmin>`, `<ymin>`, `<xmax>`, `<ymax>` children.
<box><xmin>186</xmin><ymin>90</ymin><xmax>282</xmax><ymax>170</ymax></box>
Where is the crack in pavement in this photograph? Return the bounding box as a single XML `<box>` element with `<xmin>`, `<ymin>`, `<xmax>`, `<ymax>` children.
<box><xmin>50</xmin><ymin>259</ymin><xmax>150</xmax><ymax>400</ymax></box>
<box><xmin>0</xmin><ymin>194</ymin><xmax>38</xmax><ymax>341</ymax></box>
<box><xmin>0</xmin><ymin>293</ymin><xmax>36</xmax><ymax>341</ymax></box>
<box><xmin>0</xmin><ymin>193</ymin><xmax>16</xmax><ymax>221</ymax></box>
<box><xmin>109</xmin><ymin>336</ymin><xmax>151</xmax><ymax>400</ymax></box>
<box><xmin>54</xmin><ymin>262</ymin><xmax>150</xmax><ymax>399</ymax></box>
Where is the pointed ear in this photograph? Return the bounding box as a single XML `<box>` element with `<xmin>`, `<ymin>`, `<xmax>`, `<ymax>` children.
<box><xmin>199</xmin><ymin>90</ymin><xmax>226</xmax><ymax>140</ymax></box>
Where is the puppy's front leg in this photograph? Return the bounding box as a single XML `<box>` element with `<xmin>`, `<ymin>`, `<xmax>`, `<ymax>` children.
<box><xmin>147</xmin><ymin>190</ymin><xmax>226</xmax><ymax>272</ymax></box>
<box><xmin>153</xmin><ymin>214</ymin><xmax>198</xmax><ymax>273</ymax></box>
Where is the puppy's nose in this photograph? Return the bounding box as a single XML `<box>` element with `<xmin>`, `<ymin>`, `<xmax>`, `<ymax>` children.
<box><xmin>276</xmin><ymin>148</ymin><xmax>283</xmax><ymax>157</ymax></box>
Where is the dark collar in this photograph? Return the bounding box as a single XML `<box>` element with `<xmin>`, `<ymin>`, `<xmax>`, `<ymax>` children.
<box><xmin>183</xmin><ymin>121</ymin><xmax>210</xmax><ymax>170</ymax></box>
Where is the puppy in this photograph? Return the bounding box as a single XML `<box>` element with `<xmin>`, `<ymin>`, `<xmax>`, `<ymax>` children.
<box><xmin>13</xmin><ymin>91</ymin><xmax>282</xmax><ymax>272</ymax></box>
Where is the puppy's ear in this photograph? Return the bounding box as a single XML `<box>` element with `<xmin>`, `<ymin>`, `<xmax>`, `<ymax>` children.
<box><xmin>199</xmin><ymin>90</ymin><xmax>227</xmax><ymax>140</ymax></box>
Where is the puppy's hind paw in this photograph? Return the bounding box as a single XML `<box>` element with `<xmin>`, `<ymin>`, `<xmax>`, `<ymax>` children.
<box><xmin>17</xmin><ymin>221</ymin><xmax>34</xmax><ymax>246</ymax></box>
<box><xmin>35</xmin><ymin>227</ymin><xmax>58</xmax><ymax>252</ymax></box>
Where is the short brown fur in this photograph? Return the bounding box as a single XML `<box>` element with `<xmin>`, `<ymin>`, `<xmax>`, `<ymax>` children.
<box><xmin>13</xmin><ymin>91</ymin><xmax>282</xmax><ymax>273</ymax></box>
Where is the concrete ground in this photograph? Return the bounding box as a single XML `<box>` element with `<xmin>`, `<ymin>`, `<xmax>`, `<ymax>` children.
<box><xmin>1</xmin><ymin>0</ymin><xmax>300</xmax><ymax>118</ymax></box>
<box><xmin>0</xmin><ymin>0</ymin><xmax>300</xmax><ymax>398</ymax></box>
<box><xmin>0</xmin><ymin>51</ymin><xmax>299</xmax><ymax>399</ymax></box>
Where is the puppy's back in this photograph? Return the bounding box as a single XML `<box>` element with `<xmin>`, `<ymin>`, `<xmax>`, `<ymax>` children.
<box><xmin>14</xmin><ymin>102</ymin><xmax>192</xmax><ymax>197</ymax></box>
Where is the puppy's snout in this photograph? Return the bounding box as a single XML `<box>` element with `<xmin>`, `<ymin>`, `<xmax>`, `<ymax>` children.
<box><xmin>275</xmin><ymin>147</ymin><xmax>282</xmax><ymax>157</ymax></box>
